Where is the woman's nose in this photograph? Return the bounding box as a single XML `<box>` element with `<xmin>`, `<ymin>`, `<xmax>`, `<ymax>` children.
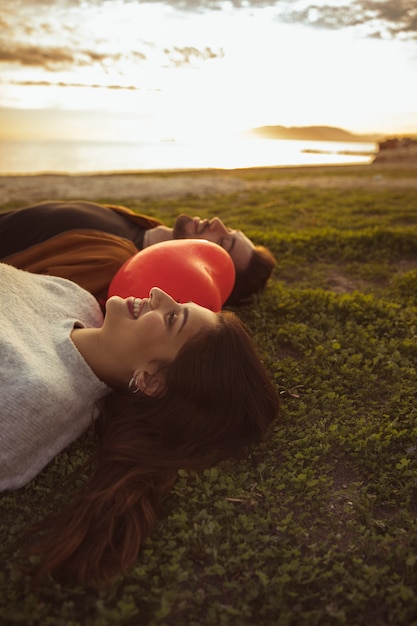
<box><xmin>149</xmin><ymin>287</ymin><xmax>175</xmax><ymax>308</ymax></box>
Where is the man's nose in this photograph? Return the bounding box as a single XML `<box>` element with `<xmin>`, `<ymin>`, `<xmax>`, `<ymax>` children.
<box><xmin>210</xmin><ymin>217</ymin><xmax>226</xmax><ymax>232</ymax></box>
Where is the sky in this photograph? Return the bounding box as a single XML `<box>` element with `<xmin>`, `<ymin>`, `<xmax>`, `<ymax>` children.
<box><xmin>1</xmin><ymin>0</ymin><xmax>417</xmax><ymax>143</ymax></box>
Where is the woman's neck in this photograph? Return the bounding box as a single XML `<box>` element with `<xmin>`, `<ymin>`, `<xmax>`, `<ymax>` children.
<box><xmin>70</xmin><ymin>327</ymin><xmax>122</xmax><ymax>389</ymax></box>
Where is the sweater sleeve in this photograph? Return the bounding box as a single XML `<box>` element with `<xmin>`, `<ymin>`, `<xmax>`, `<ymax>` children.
<box><xmin>0</xmin><ymin>264</ymin><xmax>109</xmax><ymax>491</ymax></box>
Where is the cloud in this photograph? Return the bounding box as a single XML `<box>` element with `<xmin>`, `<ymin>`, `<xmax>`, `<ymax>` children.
<box><xmin>1</xmin><ymin>0</ymin><xmax>416</xmax><ymax>65</ymax></box>
<box><xmin>130</xmin><ymin>0</ymin><xmax>417</xmax><ymax>41</ymax></box>
<box><xmin>0</xmin><ymin>45</ymin><xmax>76</xmax><ymax>69</ymax></box>
<box><xmin>164</xmin><ymin>46</ymin><xmax>224</xmax><ymax>67</ymax></box>
<box><xmin>0</xmin><ymin>43</ymin><xmax>126</xmax><ymax>70</ymax></box>
<box><xmin>282</xmin><ymin>0</ymin><xmax>417</xmax><ymax>41</ymax></box>
<box><xmin>8</xmin><ymin>79</ymin><xmax>160</xmax><ymax>91</ymax></box>
<box><xmin>0</xmin><ymin>39</ymin><xmax>222</xmax><ymax>72</ymax></box>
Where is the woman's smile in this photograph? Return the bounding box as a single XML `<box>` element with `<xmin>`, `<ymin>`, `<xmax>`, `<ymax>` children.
<box><xmin>127</xmin><ymin>297</ymin><xmax>146</xmax><ymax>319</ymax></box>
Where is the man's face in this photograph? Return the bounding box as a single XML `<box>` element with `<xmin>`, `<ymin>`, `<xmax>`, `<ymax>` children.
<box><xmin>173</xmin><ymin>214</ymin><xmax>254</xmax><ymax>272</ymax></box>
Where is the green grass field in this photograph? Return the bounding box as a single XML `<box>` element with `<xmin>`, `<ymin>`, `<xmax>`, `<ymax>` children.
<box><xmin>1</xmin><ymin>163</ymin><xmax>417</xmax><ymax>625</ymax></box>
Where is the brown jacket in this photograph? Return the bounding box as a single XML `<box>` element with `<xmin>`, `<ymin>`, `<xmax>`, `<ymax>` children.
<box><xmin>2</xmin><ymin>205</ymin><xmax>162</xmax><ymax>302</ymax></box>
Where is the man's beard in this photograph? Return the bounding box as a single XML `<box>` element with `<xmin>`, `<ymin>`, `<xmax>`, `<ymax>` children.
<box><xmin>173</xmin><ymin>214</ymin><xmax>191</xmax><ymax>239</ymax></box>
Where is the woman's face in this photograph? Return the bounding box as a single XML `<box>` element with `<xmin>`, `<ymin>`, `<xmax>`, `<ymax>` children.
<box><xmin>101</xmin><ymin>287</ymin><xmax>218</xmax><ymax>381</ymax></box>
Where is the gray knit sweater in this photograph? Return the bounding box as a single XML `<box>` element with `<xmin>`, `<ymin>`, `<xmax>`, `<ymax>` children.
<box><xmin>0</xmin><ymin>263</ymin><xmax>110</xmax><ymax>491</ymax></box>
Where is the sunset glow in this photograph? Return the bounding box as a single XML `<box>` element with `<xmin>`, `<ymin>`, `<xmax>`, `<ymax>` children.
<box><xmin>1</xmin><ymin>0</ymin><xmax>417</xmax><ymax>144</ymax></box>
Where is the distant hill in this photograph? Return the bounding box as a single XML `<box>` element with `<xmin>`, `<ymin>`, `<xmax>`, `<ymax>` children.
<box><xmin>247</xmin><ymin>125</ymin><xmax>381</xmax><ymax>143</ymax></box>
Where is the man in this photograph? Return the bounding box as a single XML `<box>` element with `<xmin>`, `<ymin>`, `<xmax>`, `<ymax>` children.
<box><xmin>0</xmin><ymin>201</ymin><xmax>276</xmax><ymax>305</ymax></box>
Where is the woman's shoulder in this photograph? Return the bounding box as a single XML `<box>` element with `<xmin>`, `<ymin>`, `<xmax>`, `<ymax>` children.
<box><xmin>0</xmin><ymin>262</ymin><xmax>103</xmax><ymax>328</ymax></box>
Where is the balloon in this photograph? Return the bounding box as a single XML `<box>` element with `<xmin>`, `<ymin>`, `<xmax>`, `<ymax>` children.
<box><xmin>108</xmin><ymin>239</ymin><xmax>235</xmax><ymax>311</ymax></box>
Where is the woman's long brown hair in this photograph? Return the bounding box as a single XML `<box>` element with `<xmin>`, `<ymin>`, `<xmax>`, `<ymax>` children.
<box><xmin>26</xmin><ymin>311</ymin><xmax>279</xmax><ymax>586</ymax></box>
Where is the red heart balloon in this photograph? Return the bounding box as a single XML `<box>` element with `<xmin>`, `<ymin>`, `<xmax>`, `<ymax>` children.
<box><xmin>108</xmin><ymin>239</ymin><xmax>235</xmax><ymax>311</ymax></box>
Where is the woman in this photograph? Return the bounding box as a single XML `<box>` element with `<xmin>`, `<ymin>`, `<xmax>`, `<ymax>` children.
<box><xmin>0</xmin><ymin>263</ymin><xmax>278</xmax><ymax>585</ymax></box>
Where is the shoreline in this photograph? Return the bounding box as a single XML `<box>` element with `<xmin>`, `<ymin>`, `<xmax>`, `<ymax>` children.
<box><xmin>1</xmin><ymin>159</ymin><xmax>416</xmax><ymax>205</ymax></box>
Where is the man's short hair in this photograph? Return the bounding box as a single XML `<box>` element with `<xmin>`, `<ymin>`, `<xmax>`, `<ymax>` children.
<box><xmin>225</xmin><ymin>245</ymin><xmax>276</xmax><ymax>306</ymax></box>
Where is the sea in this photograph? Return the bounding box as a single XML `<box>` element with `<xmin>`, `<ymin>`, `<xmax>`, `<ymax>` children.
<box><xmin>0</xmin><ymin>137</ymin><xmax>377</xmax><ymax>174</ymax></box>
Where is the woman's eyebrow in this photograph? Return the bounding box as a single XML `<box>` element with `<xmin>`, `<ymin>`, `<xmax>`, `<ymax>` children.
<box><xmin>178</xmin><ymin>307</ymin><xmax>189</xmax><ymax>334</ymax></box>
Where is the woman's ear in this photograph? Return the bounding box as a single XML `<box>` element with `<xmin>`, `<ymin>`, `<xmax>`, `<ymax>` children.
<box><xmin>133</xmin><ymin>368</ymin><xmax>166</xmax><ymax>397</ymax></box>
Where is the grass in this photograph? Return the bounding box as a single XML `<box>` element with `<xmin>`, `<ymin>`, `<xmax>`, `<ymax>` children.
<box><xmin>1</xmin><ymin>163</ymin><xmax>417</xmax><ymax>625</ymax></box>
